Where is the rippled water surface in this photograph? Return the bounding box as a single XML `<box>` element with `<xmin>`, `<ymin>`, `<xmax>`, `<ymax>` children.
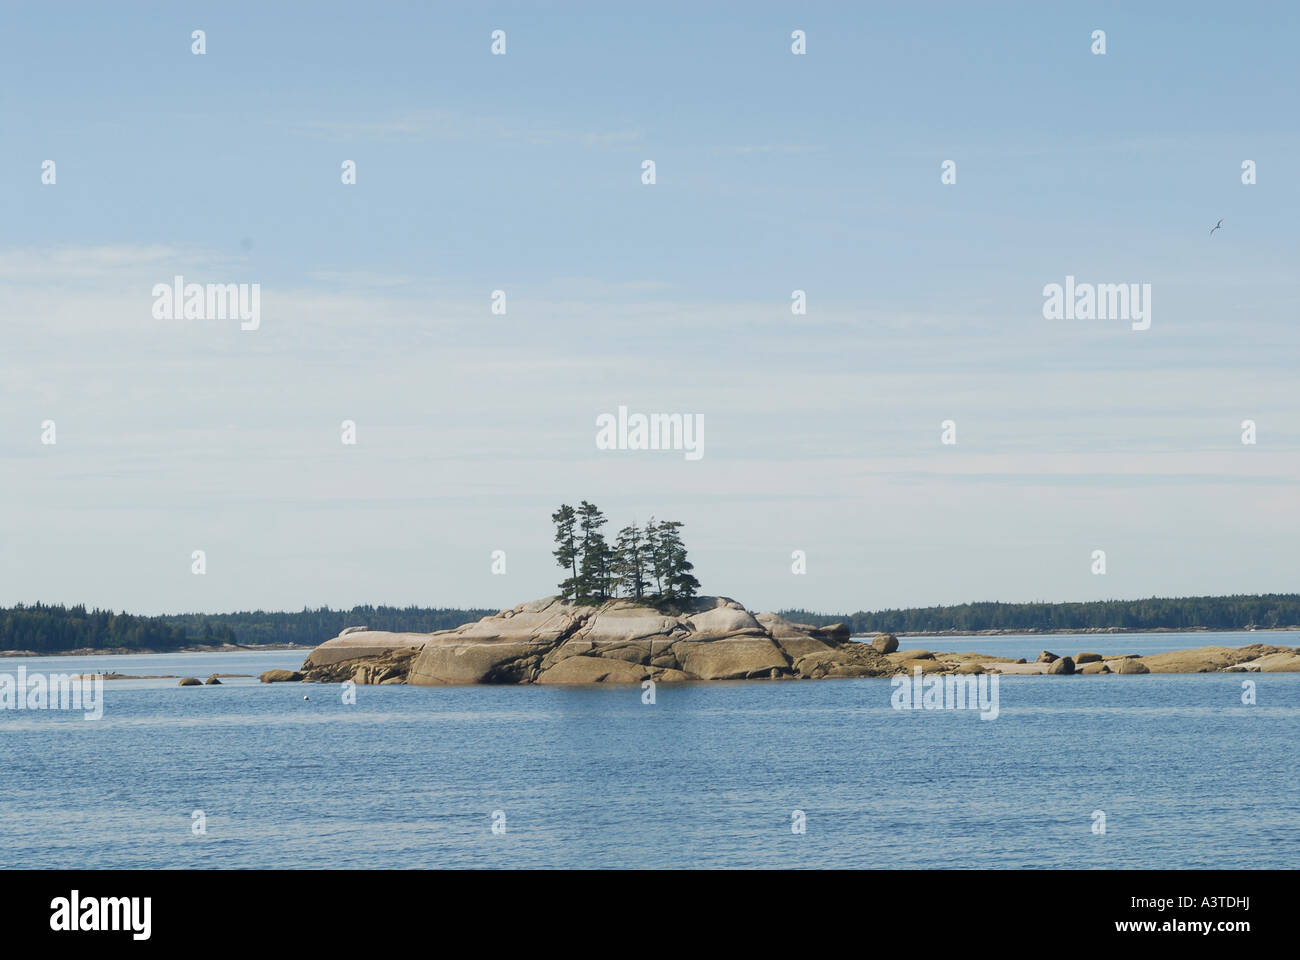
<box><xmin>1</xmin><ymin>638</ymin><xmax>1296</xmax><ymax>868</ymax></box>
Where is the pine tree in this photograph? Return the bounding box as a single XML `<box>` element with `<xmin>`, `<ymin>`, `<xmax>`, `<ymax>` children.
<box><xmin>613</xmin><ymin>524</ymin><xmax>647</xmax><ymax>600</ymax></box>
<box><xmin>669</xmin><ymin>551</ymin><xmax>701</xmax><ymax>600</ymax></box>
<box><xmin>642</xmin><ymin>517</ymin><xmax>664</xmax><ymax>597</ymax></box>
<box><xmin>656</xmin><ymin>520</ymin><xmax>700</xmax><ymax>600</ymax></box>
<box><xmin>551</xmin><ymin>504</ymin><xmax>580</xmax><ymax>600</ymax></box>
<box><xmin>577</xmin><ymin>501</ymin><xmax>613</xmax><ymax>602</ymax></box>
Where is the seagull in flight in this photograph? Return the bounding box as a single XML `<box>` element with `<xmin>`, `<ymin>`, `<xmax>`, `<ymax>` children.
<box><xmin>1210</xmin><ymin>218</ymin><xmax>1223</xmax><ymax>236</ymax></box>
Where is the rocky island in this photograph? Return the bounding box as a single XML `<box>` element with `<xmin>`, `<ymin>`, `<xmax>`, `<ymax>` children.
<box><xmin>258</xmin><ymin>501</ymin><xmax>1300</xmax><ymax>686</ymax></box>
<box><xmin>262</xmin><ymin>595</ymin><xmax>1300</xmax><ymax>686</ymax></box>
<box><xmin>289</xmin><ymin>596</ymin><xmax>884</xmax><ymax>684</ymax></box>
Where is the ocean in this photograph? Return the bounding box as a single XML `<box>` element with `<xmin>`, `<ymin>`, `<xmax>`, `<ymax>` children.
<box><xmin>1</xmin><ymin>633</ymin><xmax>1296</xmax><ymax>869</ymax></box>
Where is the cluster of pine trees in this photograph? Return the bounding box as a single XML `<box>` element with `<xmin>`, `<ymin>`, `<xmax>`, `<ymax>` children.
<box><xmin>551</xmin><ymin>501</ymin><xmax>700</xmax><ymax>603</ymax></box>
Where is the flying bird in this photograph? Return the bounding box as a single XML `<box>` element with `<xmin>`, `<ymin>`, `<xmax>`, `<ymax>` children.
<box><xmin>1210</xmin><ymin>218</ymin><xmax>1223</xmax><ymax>236</ymax></box>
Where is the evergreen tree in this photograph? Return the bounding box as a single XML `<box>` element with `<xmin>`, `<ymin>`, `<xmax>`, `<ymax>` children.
<box><xmin>613</xmin><ymin>524</ymin><xmax>647</xmax><ymax>600</ymax></box>
<box><xmin>656</xmin><ymin>520</ymin><xmax>700</xmax><ymax>600</ymax></box>
<box><xmin>577</xmin><ymin>501</ymin><xmax>613</xmax><ymax>602</ymax></box>
<box><xmin>551</xmin><ymin>503</ymin><xmax>580</xmax><ymax>600</ymax></box>
<box><xmin>642</xmin><ymin>517</ymin><xmax>664</xmax><ymax>596</ymax></box>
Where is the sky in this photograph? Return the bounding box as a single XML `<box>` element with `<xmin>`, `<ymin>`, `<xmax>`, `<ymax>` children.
<box><xmin>1</xmin><ymin>1</ymin><xmax>1297</xmax><ymax>615</ymax></box>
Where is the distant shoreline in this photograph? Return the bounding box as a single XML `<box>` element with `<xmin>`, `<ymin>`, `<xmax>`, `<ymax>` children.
<box><xmin>8</xmin><ymin>594</ymin><xmax>1299</xmax><ymax>654</ymax></box>
<box><xmin>876</xmin><ymin>625</ymin><xmax>1300</xmax><ymax>639</ymax></box>
<box><xmin>0</xmin><ymin>643</ymin><xmax>308</xmax><ymax>658</ymax></box>
<box><xmin>6</xmin><ymin>627</ymin><xmax>1300</xmax><ymax>658</ymax></box>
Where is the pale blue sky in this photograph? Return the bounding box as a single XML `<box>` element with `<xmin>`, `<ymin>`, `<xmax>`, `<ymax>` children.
<box><xmin>1</xmin><ymin>2</ymin><xmax>1297</xmax><ymax>614</ymax></box>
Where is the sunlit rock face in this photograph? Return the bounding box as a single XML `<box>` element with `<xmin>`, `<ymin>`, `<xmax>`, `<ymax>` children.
<box><xmin>297</xmin><ymin>596</ymin><xmax>882</xmax><ymax>685</ymax></box>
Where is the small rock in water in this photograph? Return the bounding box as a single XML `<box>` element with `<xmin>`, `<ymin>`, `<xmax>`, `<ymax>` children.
<box><xmin>259</xmin><ymin>669</ymin><xmax>304</xmax><ymax>683</ymax></box>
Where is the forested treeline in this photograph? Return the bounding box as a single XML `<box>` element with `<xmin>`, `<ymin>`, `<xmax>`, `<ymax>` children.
<box><xmin>7</xmin><ymin>593</ymin><xmax>1297</xmax><ymax>653</ymax></box>
<box><xmin>781</xmin><ymin>594</ymin><xmax>1300</xmax><ymax>635</ymax></box>
<box><xmin>0</xmin><ymin>604</ymin><xmax>493</xmax><ymax>653</ymax></box>
<box><xmin>0</xmin><ymin>604</ymin><xmax>197</xmax><ymax>653</ymax></box>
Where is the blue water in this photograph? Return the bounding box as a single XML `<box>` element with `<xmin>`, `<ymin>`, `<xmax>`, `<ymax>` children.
<box><xmin>1</xmin><ymin>638</ymin><xmax>1296</xmax><ymax>868</ymax></box>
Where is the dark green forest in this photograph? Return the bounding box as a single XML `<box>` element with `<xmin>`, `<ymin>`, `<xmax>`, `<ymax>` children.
<box><xmin>0</xmin><ymin>604</ymin><xmax>493</xmax><ymax>653</ymax></box>
<box><xmin>780</xmin><ymin>594</ymin><xmax>1300</xmax><ymax>634</ymax></box>
<box><xmin>4</xmin><ymin>593</ymin><xmax>1298</xmax><ymax>653</ymax></box>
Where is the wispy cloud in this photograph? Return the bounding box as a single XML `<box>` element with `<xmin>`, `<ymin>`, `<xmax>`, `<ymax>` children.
<box><xmin>306</xmin><ymin>269</ymin><xmax>424</xmax><ymax>290</ymax></box>
<box><xmin>706</xmin><ymin>144</ymin><xmax>823</xmax><ymax>156</ymax></box>
<box><xmin>291</xmin><ymin>109</ymin><xmax>641</xmax><ymax>148</ymax></box>
<box><xmin>0</xmin><ymin>245</ymin><xmax>241</xmax><ymax>283</ymax></box>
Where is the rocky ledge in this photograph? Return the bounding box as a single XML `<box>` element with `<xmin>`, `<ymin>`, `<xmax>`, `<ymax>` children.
<box><xmin>263</xmin><ymin>596</ymin><xmax>1300</xmax><ymax>686</ymax></box>
<box><xmin>282</xmin><ymin>596</ymin><xmax>888</xmax><ymax>685</ymax></box>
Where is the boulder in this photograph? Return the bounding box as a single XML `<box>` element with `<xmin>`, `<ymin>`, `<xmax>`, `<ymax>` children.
<box><xmin>204</xmin><ymin>675</ymin><xmax>222</xmax><ymax>685</ymax></box>
<box><xmin>768</xmin><ymin>633</ymin><xmax>834</xmax><ymax>658</ymax></box>
<box><xmin>536</xmin><ymin>657</ymin><xmax>650</xmax><ymax>684</ymax></box>
<box><xmin>756</xmin><ymin>612</ymin><xmax>821</xmax><ymax>644</ymax></box>
<box><xmin>815</xmin><ymin>622</ymin><xmax>852</xmax><ymax>643</ymax></box>
<box><xmin>756</xmin><ymin>614</ymin><xmax>852</xmax><ymax>653</ymax></box>
<box><xmin>259</xmin><ymin>669</ymin><xmax>304</xmax><ymax>683</ymax></box>
<box><xmin>409</xmin><ymin>639</ymin><xmax>549</xmax><ymax>685</ymax></box>
<box><xmin>178</xmin><ymin>677</ymin><xmax>202</xmax><ymax>686</ymax></box>
<box><xmin>583</xmin><ymin>602</ymin><xmax>679</xmax><ymax>643</ymax></box>
<box><xmin>684</xmin><ymin>603</ymin><xmax>766</xmax><ymax>639</ymax></box>
<box><xmin>1075</xmin><ymin>652</ymin><xmax>1103</xmax><ymax>664</ymax></box>
<box><xmin>1036</xmin><ymin>650</ymin><xmax>1059</xmax><ymax>664</ymax></box>
<box><xmin>654</xmin><ymin>668</ymin><xmax>693</xmax><ymax>683</ymax></box>
<box><xmin>872</xmin><ymin>633</ymin><xmax>899</xmax><ymax>654</ymax></box>
<box><xmin>1047</xmin><ymin>656</ymin><xmax>1075</xmax><ymax>675</ymax></box>
<box><xmin>671</xmin><ymin>636</ymin><xmax>789</xmax><ymax>680</ymax></box>
<box><xmin>1080</xmin><ymin>661</ymin><xmax>1110</xmax><ymax>674</ymax></box>
<box><xmin>1113</xmin><ymin>659</ymin><xmax>1150</xmax><ymax>675</ymax></box>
